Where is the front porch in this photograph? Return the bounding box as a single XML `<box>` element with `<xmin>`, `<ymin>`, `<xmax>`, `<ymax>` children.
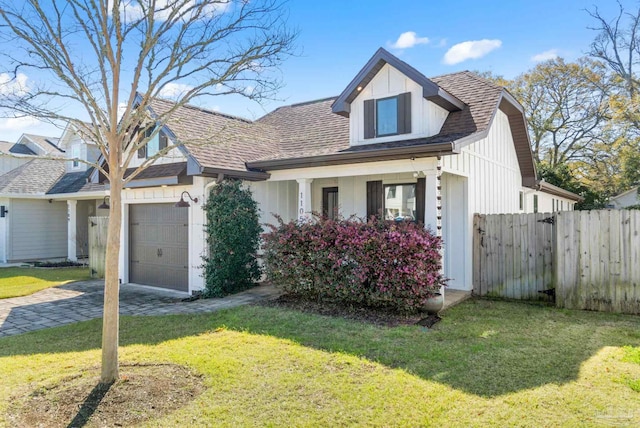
<box><xmin>250</xmin><ymin>156</ymin><xmax>472</xmax><ymax>290</ymax></box>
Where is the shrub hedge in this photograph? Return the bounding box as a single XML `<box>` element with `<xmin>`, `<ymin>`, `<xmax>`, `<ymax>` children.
<box><xmin>262</xmin><ymin>215</ymin><xmax>445</xmax><ymax>312</ymax></box>
<box><xmin>203</xmin><ymin>180</ymin><xmax>262</xmax><ymax>297</ymax></box>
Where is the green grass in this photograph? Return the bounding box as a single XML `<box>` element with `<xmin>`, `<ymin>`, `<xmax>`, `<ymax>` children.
<box><xmin>0</xmin><ymin>267</ymin><xmax>91</xmax><ymax>299</ymax></box>
<box><xmin>2</xmin><ymin>299</ymin><xmax>640</xmax><ymax>426</ymax></box>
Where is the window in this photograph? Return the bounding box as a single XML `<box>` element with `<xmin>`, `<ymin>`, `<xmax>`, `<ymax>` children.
<box><xmin>384</xmin><ymin>183</ymin><xmax>416</xmax><ymax>221</ymax></box>
<box><xmin>322</xmin><ymin>187</ymin><xmax>339</xmax><ymax>220</ymax></box>
<box><xmin>71</xmin><ymin>145</ymin><xmax>80</xmax><ymax>168</ymax></box>
<box><xmin>376</xmin><ymin>97</ymin><xmax>398</xmax><ymax>136</ymax></box>
<box><xmin>364</xmin><ymin>92</ymin><xmax>411</xmax><ymax>139</ymax></box>
<box><xmin>519</xmin><ymin>191</ymin><xmax>524</xmax><ymax>210</ymax></box>
<box><xmin>138</xmin><ymin>127</ymin><xmax>168</xmax><ymax>159</ymax></box>
<box><xmin>533</xmin><ymin>194</ymin><xmax>539</xmax><ymax>213</ymax></box>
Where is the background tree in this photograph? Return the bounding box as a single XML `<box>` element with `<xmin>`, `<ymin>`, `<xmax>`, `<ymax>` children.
<box><xmin>0</xmin><ymin>0</ymin><xmax>295</xmax><ymax>383</ymax></box>
<box><xmin>506</xmin><ymin>57</ymin><xmax>612</xmax><ymax>168</ymax></box>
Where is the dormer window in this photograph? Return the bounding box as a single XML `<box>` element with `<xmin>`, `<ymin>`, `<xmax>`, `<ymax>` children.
<box><xmin>138</xmin><ymin>127</ymin><xmax>168</xmax><ymax>159</ymax></box>
<box><xmin>71</xmin><ymin>145</ymin><xmax>80</xmax><ymax>168</ymax></box>
<box><xmin>364</xmin><ymin>92</ymin><xmax>411</xmax><ymax>139</ymax></box>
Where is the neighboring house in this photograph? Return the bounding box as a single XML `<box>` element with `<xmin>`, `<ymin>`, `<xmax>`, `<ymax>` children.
<box><xmin>609</xmin><ymin>186</ymin><xmax>640</xmax><ymax>209</ymax></box>
<box><xmin>0</xmin><ymin>124</ymin><xmax>107</xmax><ymax>263</ymax></box>
<box><xmin>81</xmin><ymin>47</ymin><xmax>580</xmax><ymax>294</ymax></box>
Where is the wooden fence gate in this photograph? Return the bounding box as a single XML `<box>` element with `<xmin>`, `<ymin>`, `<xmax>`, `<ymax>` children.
<box><xmin>473</xmin><ymin>212</ymin><xmax>555</xmax><ymax>301</ymax></box>
<box><xmin>473</xmin><ymin>210</ymin><xmax>640</xmax><ymax>314</ymax></box>
<box><xmin>88</xmin><ymin>216</ymin><xmax>108</xmax><ymax>278</ymax></box>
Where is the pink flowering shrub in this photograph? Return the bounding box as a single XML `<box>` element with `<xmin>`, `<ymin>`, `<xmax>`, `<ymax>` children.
<box><xmin>262</xmin><ymin>215</ymin><xmax>446</xmax><ymax>312</ymax></box>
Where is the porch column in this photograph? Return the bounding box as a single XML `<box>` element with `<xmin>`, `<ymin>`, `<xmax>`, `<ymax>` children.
<box><xmin>67</xmin><ymin>200</ymin><xmax>78</xmax><ymax>261</ymax></box>
<box><xmin>296</xmin><ymin>178</ymin><xmax>313</xmax><ymax>221</ymax></box>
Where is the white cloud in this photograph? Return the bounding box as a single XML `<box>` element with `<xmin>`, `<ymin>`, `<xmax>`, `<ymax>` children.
<box><xmin>0</xmin><ymin>73</ymin><xmax>29</xmax><ymax>97</ymax></box>
<box><xmin>390</xmin><ymin>31</ymin><xmax>429</xmax><ymax>49</ymax></box>
<box><xmin>158</xmin><ymin>82</ymin><xmax>194</xmax><ymax>98</ymax></box>
<box><xmin>0</xmin><ymin>116</ymin><xmax>39</xmax><ymax>131</ymax></box>
<box><xmin>110</xmin><ymin>0</ymin><xmax>230</xmax><ymax>22</ymax></box>
<box><xmin>531</xmin><ymin>49</ymin><xmax>559</xmax><ymax>62</ymax></box>
<box><xmin>443</xmin><ymin>39</ymin><xmax>502</xmax><ymax>65</ymax></box>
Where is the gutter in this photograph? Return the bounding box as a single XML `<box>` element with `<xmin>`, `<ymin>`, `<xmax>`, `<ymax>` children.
<box><xmin>247</xmin><ymin>142</ymin><xmax>457</xmax><ymax>171</ymax></box>
<box><xmin>536</xmin><ymin>180</ymin><xmax>584</xmax><ymax>202</ymax></box>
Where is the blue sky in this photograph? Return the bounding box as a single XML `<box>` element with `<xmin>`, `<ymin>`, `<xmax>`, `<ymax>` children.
<box><xmin>0</xmin><ymin>0</ymin><xmax>634</xmax><ymax>142</ymax></box>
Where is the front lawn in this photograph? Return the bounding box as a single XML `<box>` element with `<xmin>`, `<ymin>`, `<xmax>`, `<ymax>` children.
<box><xmin>1</xmin><ymin>299</ymin><xmax>640</xmax><ymax>426</ymax></box>
<box><xmin>0</xmin><ymin>267</ymin><xmax>91</xmax><ymax>299</ymax></box>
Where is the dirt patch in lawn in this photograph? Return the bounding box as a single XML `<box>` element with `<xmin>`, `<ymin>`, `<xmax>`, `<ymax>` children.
<box><xmin>7</xmin><ymin>363</ymin><xmax>205</xmax><ymax>428</ymax></box>
<box><xmin>258</xmin><ymin>293</ymin><xmax>441</xmax><ymax>328</ymax></box>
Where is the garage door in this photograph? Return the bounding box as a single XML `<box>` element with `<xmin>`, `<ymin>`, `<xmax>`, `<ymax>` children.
<box><xmin>129</xmin><ymin>203</ymin><xmax>188</xmax><ymax>291</ymax></box>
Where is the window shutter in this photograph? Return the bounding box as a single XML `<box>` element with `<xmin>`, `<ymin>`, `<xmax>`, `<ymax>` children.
<box><xmin>364</xmin><ymin>99</ymin><xmax>375</xmax><ymax>139</ymax></box>
<box><xmin>366</xmin><ymin>180</ymin><xmax>383</xmax><ymax>219</ymax></box>
<box><xmin>415</xmin><ymin>177</ymin><xmax>425</xmax><ymax>224</ymax></box>
<box><xmin>397</xmin><ymin>92</ymin><xmax>412</xmax><ymax>135</ymax></box>
<box><xmin>137</xmin><ymin>144</ymin><xmax>146</xmax><ymax>158</ymax></box>
<box><xmin>159</xmin><ymin>132</ymin><xmax>168</xmax><ymax>151</ymax></box>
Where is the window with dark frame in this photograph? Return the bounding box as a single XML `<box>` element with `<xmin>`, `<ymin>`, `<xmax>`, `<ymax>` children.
<box><xmin>519</xmin><ymin>191</ymin><xmax>524</xmax><ymax>210</ymax></box>
<box><xmin>533</xmin><ymin>194</ymin><xmax>538</xmax><ymax>213</ymax></box>
<box><xmin>364</xmin><ymin>92</ymin><xmax>411</xmax><ymax>139</ymax></box>
<box><xmin>322</xmin><ymin>187</ymin><xmax>339</xmax><ymax>220</ymax></box>
<box><xmin>383</xmin><ymin>183</ymin><xmax>417</xmax><ymax>221</ymax></box>
<box><xmin>138</xmin><ymin>127</ymin><xmax>169</xmax><ymax>159</ymax></box>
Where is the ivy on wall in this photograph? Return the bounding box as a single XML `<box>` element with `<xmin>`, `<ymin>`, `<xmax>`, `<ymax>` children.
<box><xmin>203</xmin><ymin>180</ymin><xmax>262</xmax><ymax>297</ymax></box>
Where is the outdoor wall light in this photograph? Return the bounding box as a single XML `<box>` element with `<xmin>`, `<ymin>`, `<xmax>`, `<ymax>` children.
<box><xmin>175</xmin><ymin>191</ymin><xmax>198</xmax><ymax>208</ymax></box>
<box><xmin>97</xmin><ymin>196</ymin><xmax>110</xmax><ymax>209</ymax></box>
<box><xmin>0</xmin><ymin>205</ymin><xmax>7</xmax><ymax>218</ymax></box>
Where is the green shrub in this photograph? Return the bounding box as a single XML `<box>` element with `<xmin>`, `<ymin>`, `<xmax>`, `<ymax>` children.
<box><xmin>262</xmin><ymin>215</ymin><xmax>446</xmax><ymax>312</ymax></box>
<box><xmin>203</xmin><ymin>180</ymin><xmax>262</xmax><ymax>297</ymax></box>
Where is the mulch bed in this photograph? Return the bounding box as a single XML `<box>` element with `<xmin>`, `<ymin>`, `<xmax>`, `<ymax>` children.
<box><xmin>258</xmin><ymin>293</ymin><xmax>441</xmax><ymax>328</ymax></box>
<box><xmin>7</xmin><ymin>363</ymin><xmax>205</xmax><ymax>428</ymax></box>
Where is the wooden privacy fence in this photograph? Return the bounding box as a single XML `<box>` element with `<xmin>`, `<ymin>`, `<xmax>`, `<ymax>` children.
<box><xmin>88</xmin><ymin>216</ymin><xmax>108</xmax><ymax>278</ymax></box>
<box><xmin>474</xmin><ymin>210</ymin><xmax>640</xmax><ymax>314</ymax></box>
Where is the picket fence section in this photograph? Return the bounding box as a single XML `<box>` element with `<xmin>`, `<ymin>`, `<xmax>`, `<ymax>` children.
<box><xmin>474</xmin><ymin>210</ymin><xmax>640</xmax><ymax>314</ymax></box>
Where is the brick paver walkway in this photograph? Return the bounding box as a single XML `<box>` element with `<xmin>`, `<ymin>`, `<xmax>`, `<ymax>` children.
<box><xmin>0</xmin><ymin>281</ymin><xmax>280</xmax><ymax>338</ymax></box>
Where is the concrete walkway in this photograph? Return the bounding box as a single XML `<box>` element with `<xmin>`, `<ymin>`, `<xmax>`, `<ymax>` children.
<box><xmin>0</xmin><ymin>281</ymin><xmax>280</xmax><ymax>338</ymax></box>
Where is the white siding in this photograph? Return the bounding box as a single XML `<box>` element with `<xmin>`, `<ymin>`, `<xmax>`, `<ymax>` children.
<box><xmin>442</xmin><ymin>109</ymin><xmax>523</xmax><ymax>215</ymax></box>
<box><xmin>249</xmin><ymin>180</ymin><xmax>297</xmax><ymax>228</ymax></box>
<box><xmin>0</xmin><ymin>157</ymin><xmax>30</xmax><ymax>176</ymax></box>
<box><xmin>8</xmin><ymin>199</ymin><xmax>68</xmax><ymax>261</ymax></box>
<box><xmin>350</xmin><ymin>63</ymin><xmax>449</xmax><ymax>146</ymax></box>
<box><xmin>610</xmin><ymin>188</ymin><xmax>639</xmax><ymax>209</ymax></box>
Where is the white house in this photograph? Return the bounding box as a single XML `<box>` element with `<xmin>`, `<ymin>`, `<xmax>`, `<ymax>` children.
<box><xmin>609</xmin><ymin>187</ymin><xmax>640</xmax><ymax>209</ymax></box>
<box><xmin>0</xmin><ymin>124</ymin><xmax>107</xmax><ymax>263</ymax></box>
<box><xmin>82</xmin><ymin>48</ymin><xmax>578</xmax><ymax>294</ymax></box>
<box><xmin>0</xmin><ymin>48</ymin><xmax>581</xmax><ymax>293</ymax></box>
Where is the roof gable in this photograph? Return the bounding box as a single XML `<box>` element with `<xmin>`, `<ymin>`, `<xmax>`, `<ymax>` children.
<box><xmin>331</xmin><ymin>48</ymin><xmax>465</xmax><ymax>117</ymax></box>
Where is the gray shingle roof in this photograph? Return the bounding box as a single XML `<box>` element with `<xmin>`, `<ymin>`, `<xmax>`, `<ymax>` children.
<box><xmin>0</xmin><ymin>158</ymin><xmax>65</xmax><ymax>194</ymax></box>
<box><xmin>22</xmin><ymin>134</ymin><xmax>64</xmax><ymax>155</ymax></box>
<box><xmin>46</xmin><ymin>169</ymin><xmax>105</xmax><ymax>194</ymax></box>
<box><xmin>150</xmin><ymin>71</ymin><xmax>511</xmax><ymax>174</ymax></box>
<box><xmin>148</xmin><ymin>98</ymin><xmax>279</xmax><ymax>173</ymax></box>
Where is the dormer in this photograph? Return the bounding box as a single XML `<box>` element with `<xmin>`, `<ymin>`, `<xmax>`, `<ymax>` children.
<box><xmin>332</xmin><ymin>48</ymin><xmax>465</xmax><ymax>146</ymax></box>
<box><xmin>15</xmin><ymin>133</ymin><xmax>63</xmax><ymax>157</ymax></box>
<box><xmin>58</xmin><ymin>122</ymin><xmax>101</xmax><ymax>173</ymax></box>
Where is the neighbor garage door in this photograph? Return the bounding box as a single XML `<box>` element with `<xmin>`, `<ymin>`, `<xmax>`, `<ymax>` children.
<box><xmin>129</xmin><ymin>203</ymin><xmax>188</xmax><ymax>291</ymax></box>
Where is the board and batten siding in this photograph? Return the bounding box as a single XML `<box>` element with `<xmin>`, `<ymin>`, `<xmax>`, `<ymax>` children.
<box><xmin>249</xmin><ymin>180</ymin><xmax>298</xmax><ymax>229</ymax></box>
<box><xmin>442</xmin><ymin>109</ymin><xmax>524</xmax><ymax>215</ymax></box>
<box><xmin>8</xmin><ymin>199</ymin><xmax>68</xmax><ymax>261</ymax></box>
<box><xmin>350</xmin><ymin>63</ymin><xmax>449</xmax><ymax>146</ymax></box>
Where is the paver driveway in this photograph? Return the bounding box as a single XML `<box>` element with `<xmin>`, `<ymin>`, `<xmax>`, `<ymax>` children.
<box><xmin>0</xmin><ymin>280</ymin><xmax>280</xmax><ymax>338</ymax></box>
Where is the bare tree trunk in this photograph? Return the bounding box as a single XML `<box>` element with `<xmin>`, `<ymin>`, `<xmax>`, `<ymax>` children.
<box><xmin>101</xmin><ymin>178</ymin><xmax>122</xmax><ymax>384</ymax></box>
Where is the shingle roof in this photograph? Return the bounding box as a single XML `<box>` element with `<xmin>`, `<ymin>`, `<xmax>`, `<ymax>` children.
<box><xmin>148</xmin><ymin>98</ymin><xmax>279</xmax><ymax>174</ymax></box>
<box><xmin>250</xmin><ymin>71</ymin><xmax>504</xmax><ymax>164</ymax></box>
<box><xmin>0</xmin><ymin>158</ymin><xmax>65</xmax><ymax>194</ymax></box>
<box><xmin>123</xmin><ymin>161</ymin><xmax>187</xmax><ymax>180</ymax></box>
<box><xmin>152</xmin><ymin>71</ymin><xmax>515</xmax><ymax>175</ymax></box>
<box><xmin>22</xmin><ymin>134</ymin><xmax>64</xmax><ymax>155</ymax></box>
<box><xmin>8</xmin><ymin>144</ymin><xmax>36</xmax><ymax>155</ymax></box>
<box><xmin>47</xmin><ymin>169</ymin><xmax>105</xmax><ymax>194</ymax></box>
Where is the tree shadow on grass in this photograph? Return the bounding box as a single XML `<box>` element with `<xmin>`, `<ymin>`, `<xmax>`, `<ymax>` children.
<box><xmin>2</xmin><ymin>299</ymin><xmax>640</xmax><ymax>397</ymax></box>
